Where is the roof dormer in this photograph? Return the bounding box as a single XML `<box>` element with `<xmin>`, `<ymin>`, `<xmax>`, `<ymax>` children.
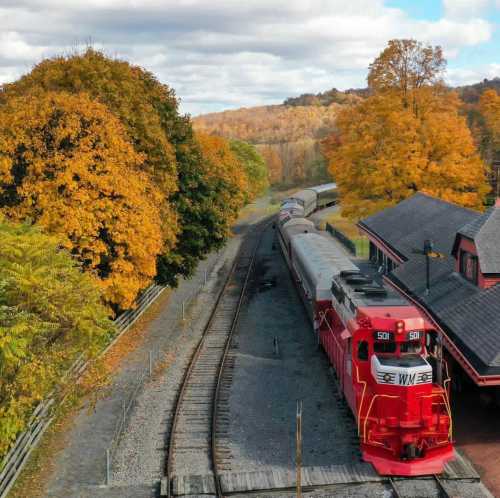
<box><xmin>452</xmin><ymin>199</ymin><xmax>500</xmax><ymax>288</ymax></box>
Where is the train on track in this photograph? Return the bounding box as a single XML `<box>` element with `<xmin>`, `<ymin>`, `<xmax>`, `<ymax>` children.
<box><xmin>276</xmin><ymin>183</ymin><xmax>454</xmax><ymax>476</ymax></box>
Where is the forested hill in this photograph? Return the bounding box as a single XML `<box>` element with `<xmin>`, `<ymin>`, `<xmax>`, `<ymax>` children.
<box><xmin>193</xmin><ymin>79</ymin><xmax>500</xmax><ymax>187</ymax></box>
<box><xmin>456</xmin><ymin>77</ymin><xmax>500</xmax><ymax>103</ymax></box>
<box><xmin>193</xmin><ymin>100</ymin><xmax>353</xmax><ymax>186</ymax></box>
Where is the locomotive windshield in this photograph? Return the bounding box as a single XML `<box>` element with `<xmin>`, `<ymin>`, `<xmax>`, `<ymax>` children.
<box><xmin>400</xmin><ymin>341</ymin><xmax>422</xmax><ymax>354</ymax></box>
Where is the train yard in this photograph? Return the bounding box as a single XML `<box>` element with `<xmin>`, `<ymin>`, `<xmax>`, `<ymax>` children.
<box><xmin>29</xmin><ymin>194</ymin><xmax>498</xmax><ymax>498</ymax></box>
<box><xmin>160</xmin><ymin>218</ymin><xmax>492</xmax><ymax>498</ymax></box>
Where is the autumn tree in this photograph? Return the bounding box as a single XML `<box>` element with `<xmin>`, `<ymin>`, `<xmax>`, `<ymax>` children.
<box><xmin>0</xmin><ymin>217</ymin><xmax>113</xmax><ymax>456</ymax></box>
<box><xmin>229</xmin><ymin>140</ymin><xmax>269</xmax><ymax>201</ymax></box>
<box><xmin>259</xmin><ymin>146</ymin><xmax>284</xmax><ymax>184</ymax></box>
<box><xmin>193</xmin><ymin>103</ymin><xmax>341</xmax><ymax>185</ymax></box>
<box><xmin>1</xmin><ymin>49</ymin><xmax>226</xmax><ymax>285</ymax></box>
<box><xmin>368</xmin><ymin>39</ymin><xmax>446</xmax><ymax>105</ymax></box>
<box><xmin>325</xmin><ymin>90</ymin><xmax>488</xmax><ymax>218</ymax></box>
<box><xmin>0</xmin><ymin>92</ymin><xmax>164</xmax><ymax>309</ymax></box>
<box><xmin>196</xmin><ymin>133</ymin><xmax>247</xmax><ymax>230</ymax></box>
<box><xmin>480</xmin><ymin>89</ymin><xmax>500</xmax><ymax>149</ymax></box>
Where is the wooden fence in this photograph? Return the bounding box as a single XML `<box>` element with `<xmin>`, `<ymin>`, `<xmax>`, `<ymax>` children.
<box><xmin>0</xmin><ymin>284</ymin><xmax>165</xmax><ymax>498</ymax></box>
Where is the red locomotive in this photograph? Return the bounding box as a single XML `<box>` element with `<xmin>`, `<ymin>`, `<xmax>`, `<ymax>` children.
<box><xmin>277</xmin><ymin>186</ymin><xmax>454</xmax><ymax>476</ymax></box>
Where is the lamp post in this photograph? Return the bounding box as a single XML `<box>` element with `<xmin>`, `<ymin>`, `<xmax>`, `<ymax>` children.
<box><xmin>424</xmin><ymin>239</ymin><xmax>433</xmax><ymax>295</ymax></box>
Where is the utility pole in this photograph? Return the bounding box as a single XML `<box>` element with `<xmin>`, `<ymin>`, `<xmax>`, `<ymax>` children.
<box><xmin>296</xmin><ymin>400</ymin><xmax>303</xmax><ymax>498</ymax></box>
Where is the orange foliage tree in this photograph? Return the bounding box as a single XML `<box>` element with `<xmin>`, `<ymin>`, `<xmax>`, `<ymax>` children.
<box><xmin>193</xmin><ymin>103</ymin><xmax>341</xmax><ymax>185</ymax></box>
<box><xmin>324</xmin><ymin>89</ymin><xmax>488</xmax><ymax>218</ymax></box>
<box><xmin>0</xmin><ymin>92</ymin><xmax>164</xmax><ymax>310</ymax></box>
<box><xmin>196</xmin><ymin>133</ymin><xmax>247</xmax><ymax>233</ymax></box>
<box><xmin>368</xmin><ymin>39</ymin><xmax>446</xmax><ymax>105</ymax></box>
<box><xmin>480</xmin><ymin>89</ymin><xmax>500</xmax><ymax>149</ymax></box>
<box><xmin>259</xmin><ymin>146</ymin><xmax>284</xmax><ymax>184</ymax></box>
<box><xmin>1</xmin><ymin>50</ymin><xmax>180</xmax><ymax>280</ymax></box>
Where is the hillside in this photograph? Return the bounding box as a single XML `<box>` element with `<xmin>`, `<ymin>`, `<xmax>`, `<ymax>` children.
<box><xmin>193</xmin><ymin>102</ymin><xmax>345</xmax><ymax>185</ymax></box>
<box><xmin>456</xmin><ymin>77</ymin><xmax>500</xmax><ymax>103</ymax></box>
<box><xmin>193</xmin><ymin>80</ymin><xmax>500</xmax><ymax>187</ymax></box>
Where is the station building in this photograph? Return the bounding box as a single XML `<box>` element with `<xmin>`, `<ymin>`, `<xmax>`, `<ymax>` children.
<box><xmin>358</xmin><ymin>193</ymin><xmax>500</xmax><ymax>387</ymax></box>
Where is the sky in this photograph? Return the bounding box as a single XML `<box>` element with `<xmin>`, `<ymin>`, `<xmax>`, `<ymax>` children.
<box><xmin>0</xmin><ymin>0</ymin><xmax>499</xmax><ymax>115</ymax></box>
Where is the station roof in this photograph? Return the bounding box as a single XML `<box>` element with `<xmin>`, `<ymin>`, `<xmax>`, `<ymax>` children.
<box><xmin>359</xmin><ymin>193</ymin><xmax>479</xmax><ymax>260</ymax></box>
<box><xmin>359</xmin><ymin>193</ymin><xmax>500</xmax><ymax>378</ymax></box>
<box><xmin>455</xmin><ymin>199</ymin><xmax>500</xmax><ymax>274</ymax></box>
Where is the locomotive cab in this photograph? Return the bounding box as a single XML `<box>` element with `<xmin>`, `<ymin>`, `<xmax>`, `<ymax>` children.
<box><xmin>354</xmin><ymin>314</ymin><xmax>454</xmax><ymax>475</ymax></box>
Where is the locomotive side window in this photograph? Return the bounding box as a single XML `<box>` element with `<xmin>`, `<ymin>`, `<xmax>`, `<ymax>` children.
<box><xmin>374</xmin><ymin>341</ymin><xmax>397</xmax><ymax>354</ymax></box>
<box><xmin>357</xmin><ymin>341</ymin><xmax>368</xmax><ymax>361</ymax></box>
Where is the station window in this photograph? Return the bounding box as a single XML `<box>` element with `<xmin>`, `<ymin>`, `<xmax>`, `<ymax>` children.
<box><xmin>374</xmin><ymin>341</ymin><xmax>397</xmax><ymax>354</ymax></box>
<box><xmin>357</xmin><ymin>341</ymin><xmax>368</xmax><ymax>361</ymax></box>
<box><xmin>459</xmin><ymin>250</ymin><xmax>478</xmax><ymax>284</ymax></box>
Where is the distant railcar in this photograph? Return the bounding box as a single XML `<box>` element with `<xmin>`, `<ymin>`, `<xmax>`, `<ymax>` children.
<box><xmin>282</xmin><ymin>189</ymin><xmax>317</xmax><ymax>217</ymax></box>
<box><xmin>276</xmin><ymin>184</ymin><xmax>454</xmax><ymax>476</ymax></box>
<box><xmin>307</xmin><ymin>182</ymin><xmax>338</xmax><ymax>209</ymax></box>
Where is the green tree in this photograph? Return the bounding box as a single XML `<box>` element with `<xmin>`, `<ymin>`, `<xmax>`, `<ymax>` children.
<box><xmin>0</xmin><ymin>218</ymin><xmax>113</xmax><ymax>456</ymax></box>
<box><xmin>230</xmin><ymin>140</ymin><xmax>269</xmax><ymax>201</ymax></box>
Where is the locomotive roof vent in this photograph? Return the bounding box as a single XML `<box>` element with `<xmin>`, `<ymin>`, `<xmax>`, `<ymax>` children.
<box><xmin>345</xmin><ymin>275</ymin><xmax>373</xmax><ymax>285</ymax></box>
<box><xmin>340</xmin><ymin>270</ymin><xmax>362</xmax><ymax>279</ymax></box>
<box><xmin>358</xmin><ymin>285</ymin><xmax>388</xmax><ymax>297</ymax></box>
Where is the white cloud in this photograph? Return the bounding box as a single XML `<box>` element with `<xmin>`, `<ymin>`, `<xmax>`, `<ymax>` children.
<box><xmin>0</xmin><ymin>1</ymin><xmax>496</xmax><ymax>114</ymax></box>
<box><xmin>447</xmin><ymin>63</ymin><xmax>500</xmax><ymax>86</ymax></box>
<box><xmin>443</xmin><ymin>0</ymin><xmax>492</xmax><ymax>19</ymax></box>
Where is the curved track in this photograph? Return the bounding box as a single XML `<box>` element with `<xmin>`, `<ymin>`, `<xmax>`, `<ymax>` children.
<box><xmin>165</xmin><ymin>219</ymin><xmax>268</xmax><ymax>498</ymax></box>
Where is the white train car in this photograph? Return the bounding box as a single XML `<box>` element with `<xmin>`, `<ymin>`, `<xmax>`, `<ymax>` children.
<box><xmin>278</xmin><ymin>218</ymin><xmax>316</xmax><ymax>265</ymax></box>
<box><xmin>289</xmin><ymin>233</ymin><xmax>358</xmax><ymax>323</ymax></box>
<box><xmin>307</xmin><ymin>183</ymin><xmax>338</xmax><ymax>209</ymax></box>
<box><xmin>282</xmin><ymin>189</ymin><xmax>317</xmax><ymax>217</ymax></box>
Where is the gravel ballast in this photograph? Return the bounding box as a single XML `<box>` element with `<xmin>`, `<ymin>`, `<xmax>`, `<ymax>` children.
<box><xmin>42</xmin><ymin>201</ymin><xmax>270</xmax><ymax>498</ymax></box>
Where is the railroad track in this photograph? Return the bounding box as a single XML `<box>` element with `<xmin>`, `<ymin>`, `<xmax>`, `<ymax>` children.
<box><xmin>389</xmin><ymin>474</ymin><xmax>452</xmax><ymax>498</ymax></box>
<box><xmin>165</xmin><ymin>219</ymin><xmax>268</xmax><ymax>498</ymax></box>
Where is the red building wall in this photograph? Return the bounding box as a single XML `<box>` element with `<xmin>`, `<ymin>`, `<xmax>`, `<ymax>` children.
<box><xmin>455</xmin><ymin>237</ymin><xmax>500</xmax><ymax>289</ymax></box>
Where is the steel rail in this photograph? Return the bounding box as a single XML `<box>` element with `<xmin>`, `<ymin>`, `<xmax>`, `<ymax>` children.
<box><xmin>211</xmin><ymin>221</ymin><xmax>267</xmax><ymax>497</ymax></box>
<box><xmin>388</xmin><ymin>474</ymin><xmax>452</xmax><ymax>498</ymax></box>
<box><xmin>165</xmin><ymin>218</ymin><xmax>269</xmax><ymax>498</ymax></box>
<box><xmin>434</xmin><ymin>473</ymin><xmax>451</xmax><ymax>498</ymax></box>
<box><xmin>388</xmin><ymin>477</ymin><xmax>402</xmax><ymax>498</ymax></box>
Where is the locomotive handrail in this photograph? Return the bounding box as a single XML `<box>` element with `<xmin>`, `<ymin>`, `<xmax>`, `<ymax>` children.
<box><xmin>318</xmin><ymin>309</ymin><xmax>369</xmax><ymax>439</ymax></box>
<box><xmin>418</xmin><ymin>392</ymin><xmax>453</xmax><ymax>440</ymax></box>
<box><xmin>363</xmin><ymin>391</ymin><xmax>452</xmax><ymax>445</ymax></box>
<box><xmin>363</xmin><ymin>394</ymin><xmax>399</xmax><ymax>443</ymax></box>
<box><xmin>355</xmin><ymin>364</ymin><xmax>367</xmax><ymax>437</ymax></box>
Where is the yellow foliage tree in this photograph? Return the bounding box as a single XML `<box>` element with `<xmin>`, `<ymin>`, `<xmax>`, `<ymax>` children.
<box><xmin>1</xmin><ymin>49</ymin><xmax>179</xmax><ymax>263</ymax></box>
<box><xmin>480</xmin><ymin>89</ymin><xmax>500</xmax><ymax>149</ymax></box>
<box><xmin>0</xmin><ymin>92</ymin><xmax>165</xmax><ymax>310</ymax></box>
<box><xmin>196</xmin><ymin>133</ymin><xmax>247</xmax><ymax>230</ymax></box>
<box><xmin>368</xmin><ymin>39</ymin><xmax>446</xmax><ymax>106</ymax></box>
<box><xmin>325</xmin><ymin>90</ymin><xmax>488</xmax><ymax>219</ymax></box>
